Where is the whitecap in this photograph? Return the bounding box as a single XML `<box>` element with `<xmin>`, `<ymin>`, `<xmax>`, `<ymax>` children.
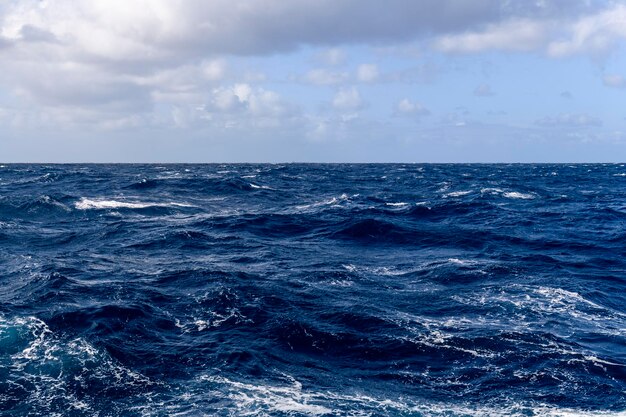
<box><xmin>249</xmin><ymin>183</ymin><xmax>274</xmax><ymax>190</ymax></box>
<box><xmin>295</xmin><ymin>193</ymin><xmax>352</xmax><ymax>211</ymax></box>
<box><xmin>192</xmin><ymin>373</ymin><xmax>626</xmax><ymax>417</ymax></box>
<box><xmin>385</xmin><ymin>202</ymin><xmax>409</xmax><ymax>207</ymax></box>
<box><xmin>200</xmin><ymin>375</ymin><xmax>332</xmax><ymax>416</ymax></box>
<box><xmin>444</xmin><ymin>190</ymin><xmax>472</xmax><ymax>198</ymax></box>
<box><xmin>503</xmin><ymin>191</ymin><xmax>535</xmax><ymax>200</ymax></box>
<box><xmin>481</xmin><ymin>187</ymin><xmax>504</xmax><ymax>194</ymax></box>
<box><xmin>74</xmin><ymin>198</ymin><xmax>194</xmax><ymax>210</ymax></box>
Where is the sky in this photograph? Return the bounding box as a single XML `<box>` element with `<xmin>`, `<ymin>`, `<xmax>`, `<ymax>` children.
<box><xmin>1</xmin><ymin>0</ymin><xmax>626</xmax><ymax>162</ymax></box>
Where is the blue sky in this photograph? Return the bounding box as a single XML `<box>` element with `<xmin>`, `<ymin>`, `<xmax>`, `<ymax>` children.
<box><xmin>1</xmin><ymin>0</ymin><xmax>626</xmax><ymax>162</ymax></box>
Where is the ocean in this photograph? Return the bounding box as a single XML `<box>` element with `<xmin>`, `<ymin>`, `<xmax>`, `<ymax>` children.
<box><xmin>0</xmin><ymin>163</ymin><xmax>625</xmax><ymax>416</ymax></box>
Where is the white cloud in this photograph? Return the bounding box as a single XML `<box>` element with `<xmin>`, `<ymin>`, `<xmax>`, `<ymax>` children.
<box><xmin>356</xmin><ymin>64</ymin><xmax>379</xmax><ymax>82</ymax></box>
<box><xmin>332</xmin><ymin>87</ymin><xmax>364</xmax><ymax>110</ymax></box>
<box><xmin>316</xmin><ymin>48</ymin><xmax>346</xmax><ymax>66</ymax></box>
<box><xmin>394</xmin><ymin>98</ymin><xmax>430</xmax><ymax>117</ymax></box>
<box><xmin>0</xmin><ymin>0</ymin><xmax>622</xmax><ymax>136</ymax></box>
<box><xmin>535</xmin><ymin>113</ymin><xmax>602</xmax><ymax>127</ymax></box>
<box><xmin>474</xmin><ymin>83</ymin><xmax>494</xmax><ymax>97</ymax></box>
<box><xmin>547</xmin><ymin>4</ymin><xmax>626</xmax><ymax>57</ymax></box>
<box><xmin>202</xmin><ymin>59</ymin><xmax>227</xmax><ymax>81</ymax></box>
<box><xmin>303</xmin><ymin>69</ymin><xmax>349</xmax><ymax>85</ymax></box>
<box><xmin>436</xmin><ymin>19</ymin><xmax>549</xmax><ymax>53</ymax></box>
<box><xmin>435</xmin><ymin>3</ymin><xmax>626</xmax><ymax>57</ymax></box>
<box><xmin>603</xmin><ymin>74</ymin><xmax>626</xmax><ymax>88</ymax></box>
<box><xmin>204</xmin><ymin>83</ymin><xmax>299</xmax><ymax>128</ymax></box>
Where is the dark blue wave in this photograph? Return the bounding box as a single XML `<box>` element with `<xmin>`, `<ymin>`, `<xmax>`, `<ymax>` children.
<box><xmin>1</xmin><ymin>164</ymin><xmax>626</xmax><ymax>416</ymax></box>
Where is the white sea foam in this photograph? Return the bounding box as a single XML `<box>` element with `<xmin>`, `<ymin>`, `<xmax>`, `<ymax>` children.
<box><xmin>193</xmin><ymin>373</ymin><xmax>626</xmax><ymax>417</ymax></box>
<box><xmin>40</xmin><ymin>195</ymin><xmax>71</xmax><ymax>211</ymax></box>
<box><xmin>481</xmin><ymin>187</ymin><xmax>504</xmax><ymax>194</ymax></box>
<box><xmin>1</xmin><ymin>315</ymin><xmax>153</xmax><ymax>414</ymax></box>
<box><xmin>75</xmin><ymin>198</ymin><xmax>194</xmax><ymax>210</ymax></box>
<box><xmin>176</xmin><ymin>309</ymin><xmax>251</xmax><ymax>333</ymax></box>
<box><xmin>503</xmin><ymin>191</ymin><xmax>535</xmax><ymax>199</ymax></box>
<box><xmin>200</xmin><ymin>375</ymin><xmax>332</xmax><ymax>416</ymax></box>
<box><xmin>249</xmin><ymin>183</ymin><xmax>274</xmax><ymax>190</ymax></box>
<box><xmin>295</xmin><ymin>193</ymin><xmax>352</xmax><ymax>211</ymax></box>
<box><xmin>385</xmin><ymin>202</ymin><xmax>409</xmax><ymax>207</ymax></box>
<box><xmin>444</xmin><ymin>190</ymin><xmax>473</xmax><ymax>198</ymax></box>
<box><xmin>480</xmin><ymin>188</ymin><xmax>535</xmax><ymax>200</ymax></box>
<box><xmin>453</xmin><ymin>284</ymin><xmax>626</xmax><ymax>338</ymax></box>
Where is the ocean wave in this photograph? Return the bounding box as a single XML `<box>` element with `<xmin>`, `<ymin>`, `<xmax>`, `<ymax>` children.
<box><xmin>74</xmin><ymin>197</ymin><xmax>195</xmax><ymax>210</ymax></box>
<box><xmin>0</xmin><ymin>315</ymin><xmax>154</xmax><ymax>415</ymax></box>
<box><xmin>1</xmin><ymin>164</ymin><xmax>626</xmax><ymax>415</ymax></box>
<box><xmin>503</xmin><ymin>191</ymin><xmax>535</xmax><ymax>199</ymax></box>
<box><xmin>444</xmin><ymin>190</ymin><xmax>473</xmax><ymax>198</ymax></box>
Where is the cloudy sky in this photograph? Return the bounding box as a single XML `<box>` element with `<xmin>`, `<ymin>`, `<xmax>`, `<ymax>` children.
<box><xmin>1</xmin><ymin>0</ymin><xmax>626</xmax><ymax>162</ymax></box>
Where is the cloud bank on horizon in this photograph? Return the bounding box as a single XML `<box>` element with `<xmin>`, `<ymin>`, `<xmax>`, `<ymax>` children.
<box><xmin>0</xmin><ymin>0</ymin><xmax>625</xmax><ymax>162</ymax></box>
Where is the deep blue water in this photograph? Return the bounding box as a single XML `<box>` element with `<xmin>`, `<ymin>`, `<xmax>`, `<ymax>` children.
<box><xmin>1</xmin><ymin>164</ymin><xmax>626</xmax><ymax>416</ymax></box>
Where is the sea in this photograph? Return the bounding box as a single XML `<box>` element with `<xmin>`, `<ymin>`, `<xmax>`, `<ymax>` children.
<box><xmin>0</xmin><ymin>164</ymin><xmax>625</xmax><ymax>416</ymax></box>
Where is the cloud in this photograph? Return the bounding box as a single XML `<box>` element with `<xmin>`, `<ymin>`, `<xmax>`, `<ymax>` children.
<box><xmin>394</xmin><ymin>98</ymin><xmax>430</xmax><ymax>117</ymax></box>
<box><xmin>303</xmin><ymin>69</ymin><xmax>349</xmax><ymax>85</ymax></box>
<box><xmin>356</xmin><ymin>64</ymin><xmax>379</xmax><ymax>82</ymax></box>
<box><xmin>0</xmin><ymin>0</ymin><xmax>503</xmax><ymax>62</ymax></box>
<box><xmin>546</xmin><ymin>4</ymin><xmax>626</xmax><ymax>57</ymax></box>
<box><xmin>436</xmin><ymin>19</ymin><xmax>549</xmax><ymax>53</ymax></box>
<box><xmin>0</xmin><ymin>0</ymin><xmax>622</xmax><ymax>135</ymax></box>
<box><xmin>385</xmin><ymin>63</ymin><xmax>442</xmax><ymax>84</ymax></box>
<box><xmin>332</xmin><ymin>87</ymin><xmax>364</xmax><ymax>110</ymax></box>
<box><xmin>207</xmin><ymin>83</ymin><xmax>294</xmax><ymax>117</ymax></box>
<box><xmin>603</xmin><ymin>74</ymin><xmax>626</xmax><ymax>88</ymax></box>
<box><xmin>435</xmin><ymin>3</ymin><xmax>626</xmax><ymax>57</ymax></box>
<box><xmin>316</xmin><ymin>48</ymin><xmax>346</xmax><ymax>66</ymax></box>
<box><xmin>474</xmin><ymin>83</ymin><xmax>494</xmax><ymax>97</ymax></box>
<box><xmin>198</xmin><ymin>83</ymin><xmax>300</xmax><ymax>129</ymax></box>
<box><xmin>535</xmin><ymin>113</ymin><xmax>602</xmax><ymax>127</ymax></box>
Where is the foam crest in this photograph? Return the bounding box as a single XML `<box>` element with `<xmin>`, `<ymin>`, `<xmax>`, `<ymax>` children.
<box><xmin>249</xmin><ymin>183</ymin><xmax>274</xmax><ymax>190</ymax></box>
<box><xmin>445</xmin><ymin>190</ymin><xmax>473</xmax><ymax>198</ymax></box>
<box><xmin>75</xmin><ymin>197</ymin><xmax>194</xmax><ymax>210</ymax></box>
<box><xmin>503</xmin><ymin>191</ymin><xmax>535</xmax><ymax>199</ymax></box>
<box><xmin>1</xmin><ymin>315</ymin><xmax>153</xmax><ymax>414</ymax></box>
<box><xmin>193</xmin><ymin>374</ymin><xmax>626</xmax><ymax>416</ymax></box>
<box><xmin>295</xmin><ymin>193</ymin><xmax>353</xmax><ymax>211</ymax></box>
<box><xmin>200</xmin><ymin>375</ymin><xmax>332</xmax><ymax>416</ymax></box>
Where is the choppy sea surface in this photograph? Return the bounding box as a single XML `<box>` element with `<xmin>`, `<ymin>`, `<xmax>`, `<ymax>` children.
<box><xmin>1</xmin><ymin>164</ymin><xmax>626</xmax><ymax>417</ymax></box>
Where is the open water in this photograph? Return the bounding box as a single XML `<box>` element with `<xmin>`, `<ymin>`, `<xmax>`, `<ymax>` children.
<box><xmin>1</xmin><ymin>164</ymin><xmax>625</xmax><ymax>416</ymax></box>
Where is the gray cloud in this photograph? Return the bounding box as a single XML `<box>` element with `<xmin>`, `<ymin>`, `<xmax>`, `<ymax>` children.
<box><xmin>0</xmin><ymin>1</ymin><xmax>503</xmax><ymax>64</ymax></box>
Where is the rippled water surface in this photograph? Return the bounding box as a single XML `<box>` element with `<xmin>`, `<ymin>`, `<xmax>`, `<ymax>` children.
<box><xmin>1</xmin><ymin>164</ymin><xmax>625</xmax><ymax>416</ymax></box>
